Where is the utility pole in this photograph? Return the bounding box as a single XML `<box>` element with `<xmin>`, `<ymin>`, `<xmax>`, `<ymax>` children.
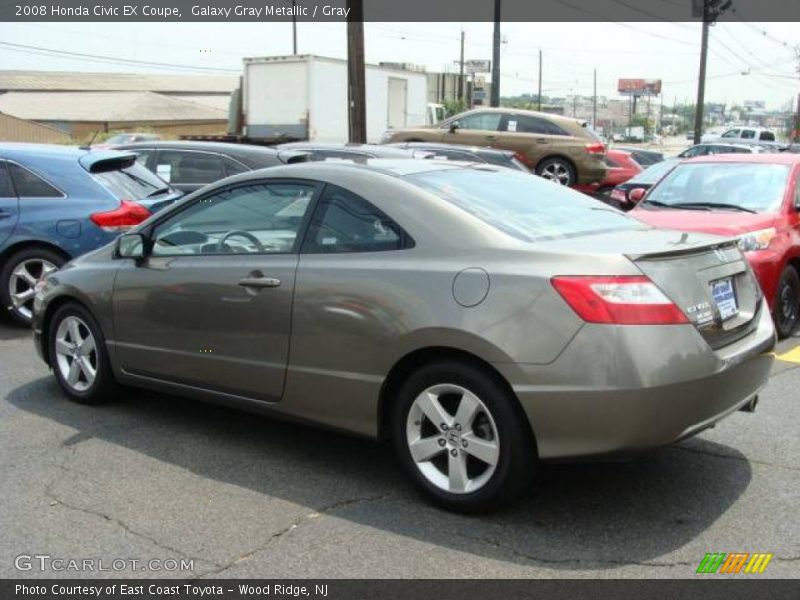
<box><xmin>346</xmin><ymin>0</ymin><xmax>366</xmax><ymax>143</ymax></box>
<box><xmin>490</xmin><ymin>0</ymin><xmax>501</xmax><ymax>107</ymax></box>
<box><xmin>537</xmin><ymin>49</ymin><xmax>542</xmax><ymax>111</ymax></box>
<box><xmin>693</xmin><ymin>0</ymin><xmax>731</xmax><ymax>144</ymax></box>
<box><xmin>592</xmin><ymin>68</ymin><xmax>597</xmax><ymax>127</ymax></box>
<box><xmin>458</xmin><ymin>29</ymin><xmax>465</xmax><ymax>104</ymax></box>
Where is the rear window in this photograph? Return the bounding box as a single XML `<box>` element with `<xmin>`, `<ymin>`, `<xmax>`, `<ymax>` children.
<box><xmin>759</xmin><ymin>131</ymin><xmax>776</xmax><ymax>142</ymax></box>
<box><xmin>407</xmin><ymin>169</ymin><xmax>645</xmax><ymax>242</ymax></box>
<box><xmin>646</xmin><ymin>162</ymin><xmax>789</xmax><ymax>213</ymax></box>
<box><xmin>93</xmin><ymin>162</ymin><xmax>170</xmax><ymax>200</ymax></box>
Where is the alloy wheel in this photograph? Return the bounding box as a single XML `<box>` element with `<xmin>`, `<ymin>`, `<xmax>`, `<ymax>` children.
<box><xmin>540</xmin><ymin>162</ymin><xmax>572</xmax><ymax>185</ymax></box>
<box><xmin>405</xmin><ymin>383</ymin><xmax>500</xmax><ymax>494</ymax></box>
<box><xmin>777</xmin><ymin>278</ymin><xmax>799</xmax><ymax>334</ymax></box>
<box><xmin>54</xmin><ymin>316</ymin><xmax>98</xmax><ymax>393</ymax></box>
<box><xmin>8</xmin><ymin>258</ymin><xmax>57</xmax><ymax>321</ymax></box>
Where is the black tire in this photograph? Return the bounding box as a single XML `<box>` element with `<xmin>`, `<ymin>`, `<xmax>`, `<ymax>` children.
<box><xmin>1</xmin><ymin>247</ymin><xmax>66</xmax><ymax>325</ymax></box>
<box><xmin>535</xmin><ymin>157</ymin><xmax>576</xmax><ymax>186</ymax></box>
<box><xmin>773</xmin><ymin>266</ymin><xmax>800</xmax><ymax>339</ymax></box>
<box><xmin>390</xmin><ymin>360</ymin><xmax>536</xmax><ymax>513</ymax></box>
<box><xmin>48</xmin><ymin>302</ymin><xmax>118</xmax><ymax>405</ymax></box>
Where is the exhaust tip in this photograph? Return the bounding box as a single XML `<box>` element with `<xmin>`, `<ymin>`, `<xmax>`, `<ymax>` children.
<box><xmin>739</xmin><ymin>395</ymin><xmax>759</xmax><ymax>413</ymax></box>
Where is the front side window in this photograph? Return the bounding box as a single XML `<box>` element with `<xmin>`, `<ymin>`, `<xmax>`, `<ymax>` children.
<box><xmin>7</xmin><ymin>162</ymin><xmax>63</xmax><ymax>198</ymax></box>
<box><xmin>302</xmin><ymin>185</ymin><xmax>410</xmax><ymax>253</ymax></box>
<box><xmin>721</xmin><ymin>129</ymin><xmax>740</xmax><ymax>138</ymax></box>
<box><xmin>645</xmin><ymin>163</ymin><xmax>789</xmax><ymax>213</ymax></box>
<box><xmin>454</xmin><ymin>113</ymin><xmax>502</xmax><ymax>132</ymax></box>
<box><xmin>151</xmin><ymin>182</ymin><xmax>316</xmax><ymax>256</ymax></box>
<box><xmin>408</xmin><ymin>169</ymin><xmax>644</xmax><ymax>242</ymax></box>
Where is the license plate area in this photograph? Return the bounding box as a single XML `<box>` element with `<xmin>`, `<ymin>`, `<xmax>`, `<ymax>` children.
<box><xmin>711</xmin><ymin>277</ymin><xmax>738</xmax><ymax>321</ymax></box>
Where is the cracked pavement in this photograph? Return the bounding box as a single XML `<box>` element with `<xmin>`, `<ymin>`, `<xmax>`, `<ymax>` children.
<box><xmin>1</xmin><ymin>317</ymin><xmax>798</xmax><ymax>579</ymax></box>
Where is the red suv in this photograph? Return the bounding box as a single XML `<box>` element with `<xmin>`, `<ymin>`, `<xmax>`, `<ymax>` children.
<box><xmin>632</xmin><ymin>154</ymin><xmax>800</xmax><ymax>338</ymax></box>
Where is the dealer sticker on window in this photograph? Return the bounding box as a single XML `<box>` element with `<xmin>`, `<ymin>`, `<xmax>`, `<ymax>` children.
<box><xmin>711</xmin><ymin>278</ymin><xmax>738</xmax><ymax>321</ymax></box>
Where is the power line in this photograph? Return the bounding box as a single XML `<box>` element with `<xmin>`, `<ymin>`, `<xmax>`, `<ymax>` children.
<box><xmin>0</xmin><ymin>41</ymin><xmax>239</xmax><ymax>73</ymax></box>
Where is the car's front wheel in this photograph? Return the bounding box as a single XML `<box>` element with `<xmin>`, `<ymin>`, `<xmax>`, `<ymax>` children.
<box><xmin>49</xmin><ymin>302</ymin><xmax>118</xmax><ymax>404</ymax></box>
<box><xmin>774</xmin><ymin>266</ymin><xmax>800</xmax><ymax>339</ymax></box>
<box><xmin>535</xmin><ymin>157</ymin><xmax>576</xmax><ymax>186</ymax></box>
<box><xmin>1</xmin><ymin>247</ymin><xmax>65</xmax><ymax>325</ymax></box>
<box><xmin>391</xmin><ymin>360</ymin><xmax>536</xmax><ymax>512</ymax></box>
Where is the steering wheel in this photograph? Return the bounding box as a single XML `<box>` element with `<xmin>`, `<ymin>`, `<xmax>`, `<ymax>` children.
<box><xmin>216</xmin><ymin>230</ymin><xmax>266</xmax><ymax>253</ymax></box>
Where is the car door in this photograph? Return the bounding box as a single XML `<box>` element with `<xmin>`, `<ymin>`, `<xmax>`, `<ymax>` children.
<box><xmin>0</xmin><ymin>161</ymin><xmax>19</xmax><ymax>247</ymax></box>
<box><xmin>442</xmin><ymin>112</ymin><xmax>503</xmax><ymax>147</ymax></box>
<box><xmin>152</xmin><ymin>150</ymin><xmax>226</xmax><ymax>193</ymax></box>
<box><xmin>111</xmin><ymin>179</ymin><xmax>321</xmax><ymax>401</ymax></box>
<box><xmin>740</xmin><ymin>129</ymin><xmax>756</xmax><ymax>142</ymax></box>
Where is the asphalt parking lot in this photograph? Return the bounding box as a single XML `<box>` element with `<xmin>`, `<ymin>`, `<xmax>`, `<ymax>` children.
<box><xmin>1</xmin><ymin>315</ymin><xmax>798</xmax><ymax>579</ymax></box>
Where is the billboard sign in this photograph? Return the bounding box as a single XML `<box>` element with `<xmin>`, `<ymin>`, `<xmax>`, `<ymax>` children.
<box><xmin>618</xmin><ymin>78</ymin><xmax>662</xmax><ymax>96</ymax></box>
<box><xmin>465</xmin><ymin>59</ymin><xmax>491</xmax><ymax>75</ymax></box>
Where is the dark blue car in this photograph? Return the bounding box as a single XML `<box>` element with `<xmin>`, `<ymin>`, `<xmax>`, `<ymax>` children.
<box><xmin>0</xmin><ymin>143</ymin><xmax>181</xmax><ymax>324</ymax></box>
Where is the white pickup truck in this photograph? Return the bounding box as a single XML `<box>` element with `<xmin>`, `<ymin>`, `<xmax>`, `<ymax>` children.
<box><xmin>701</xmin><ymin>126</ymin><xmax>785</xmax><ymax>149</ymax></box>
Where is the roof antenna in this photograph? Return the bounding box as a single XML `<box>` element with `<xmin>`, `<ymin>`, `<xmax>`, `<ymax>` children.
<box><xmin>79</xmin><ymin>130</ymin><xmax>99</xmax><ymax>151</ymax></box>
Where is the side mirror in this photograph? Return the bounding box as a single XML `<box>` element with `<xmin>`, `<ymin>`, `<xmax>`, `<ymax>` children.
<box><xmin>116</xmin><ymin>233</ymin><xmax>146</xmax><ymax>259</ymax></box>
<box><xmin>448</xmin><ymin>121</ymin><xmax>460</xmax><ymax>133</ymax></box>
<box><xmin>628</xmin><ymin>187</ymin><xmax>647</xmax><ymax>204</ymax></box>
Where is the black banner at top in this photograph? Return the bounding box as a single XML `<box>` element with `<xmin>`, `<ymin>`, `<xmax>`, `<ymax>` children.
<box><xmin>2</xmin><ymin>0</ymin><xmax>800</xmax><ymax>22</ymax></box>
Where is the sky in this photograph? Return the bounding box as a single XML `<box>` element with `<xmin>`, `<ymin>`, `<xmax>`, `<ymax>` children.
<box><xmin>0</xmin><ymin>21</ymin><xmax>797</xmax><ymax>109</ymax></box>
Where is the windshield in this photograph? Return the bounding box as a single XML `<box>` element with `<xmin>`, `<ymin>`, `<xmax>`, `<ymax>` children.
<box><xmin>645</xmin><ymin>162</ymin><xmax>789</xmax><ymax>213</ymax></box>
<box><xmin>93</xmin><ymin>162</ymin><xmax>173</xmax><ymax>200</ymax></box>
<box><xmin>628</xmin><ymin>159</ymin><xmax>678</xmax><ymax>185</ymax></box>
<box><xmin>407</xmin><ymin>169</ymin><xmax>646</xmax><ymax>242</ymax></box>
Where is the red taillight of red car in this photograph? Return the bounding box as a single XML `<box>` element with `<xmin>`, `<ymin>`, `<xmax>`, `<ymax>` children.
<box><xmin>513</xmin><ymin>151</ymin><xmax>534</xmax><ymax>167</ymax></box>
<box><xmin>609</xmin><ymin>188</ymin><xmax>627</xmax><ymax>203</ymax></box>
<box><xmin>551</xmin><ymin>275</ymin><xmax>689</xmax><ymax>325</ymax></box>
<box><xmin>90</xmin><ymin>200</ymin><xmax>150</xmax><ymax>232</ymax></box>
<box><xmin>584</xmin><ymin>142</ymin><xmax>606</xmax><ymax>155</ymax></box>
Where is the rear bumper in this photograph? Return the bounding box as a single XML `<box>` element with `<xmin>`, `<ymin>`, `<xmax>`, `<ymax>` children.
<box><xmin>494</xmin><ymin>303</ymin><xmax>775</xmax><ymax>459</ymax></box>
<box><xmin>575</xmin><ymin>162</ymin><xmax>608</xmax><ymax>185</ymax></box>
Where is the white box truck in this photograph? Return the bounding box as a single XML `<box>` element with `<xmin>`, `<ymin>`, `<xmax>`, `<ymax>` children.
<box><xmin>241</xmin><ymin>54</ymin><xmax>429</xmax><ymax>144</ymax></box>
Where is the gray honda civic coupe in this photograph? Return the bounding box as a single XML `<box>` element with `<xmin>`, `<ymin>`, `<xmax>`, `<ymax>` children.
<box><xmin>32</xmin><ymin>160</ymin><xmax>775</xmax><ymax>512</ymax></box>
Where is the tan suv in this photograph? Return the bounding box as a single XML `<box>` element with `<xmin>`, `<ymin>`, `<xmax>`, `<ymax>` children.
<box><xmin>381</xmin><ymin>107</ymin><xmax>607</xmax><ymax>186</ymax></box>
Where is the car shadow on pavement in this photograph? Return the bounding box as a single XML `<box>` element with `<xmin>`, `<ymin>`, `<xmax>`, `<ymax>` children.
<box><xmin>7</xmin><ymin>376</ymin><xmax>752</xmax><ymax>571</ymax></box>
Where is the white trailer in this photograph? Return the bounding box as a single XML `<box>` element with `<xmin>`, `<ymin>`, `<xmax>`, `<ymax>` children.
<box><xmin>242</xmin><ymin>55</ymin><xmax>429</xmax><ymax>144</ymax></box>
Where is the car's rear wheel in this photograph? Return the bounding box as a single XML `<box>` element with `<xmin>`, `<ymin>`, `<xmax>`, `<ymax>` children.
<box><xmin>535</xmin><ymin>157</ymin><xmax>576</xmax><ymax>186</ymax></box>
<box><xmin>390</xmin><ymin>360</ymin><xmax>536</xmax><ymax>513</ymax></box>
<box><xmin>774</xmin><ymin>266</ymin><xmax>800</xmax><ymax>339</ymax></box>
<box><xmin>1</xmin><ymin>247</ymin><xmax>65</xmax><ymax>325</ymax></box>
<box><xmin>49</xmin><ymin>302</ymin><xmax>118</xmax><ymax>404</ymax></box>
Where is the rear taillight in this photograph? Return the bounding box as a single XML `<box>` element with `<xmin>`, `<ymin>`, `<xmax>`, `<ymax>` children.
<box><xmin>513</xmin><ymin>151</ymin><xmax>534</xmax><ymax>167</ymax></box>
<box><xmin>585</xmin><ymin>142</ymin><xmax>606</xmax><ymax>155</ymax></box>
<box><xmin>90</xmin><ymin>199</ymin><xmax>150</xmax><ymax>232</ymax></box>
<box><xmin>609</xmin><ymin>188</ymin><xmax>627</xmax><ymax>203</ymax></box>
<box><xmin>551</xmin><ymin>275</ymin><xmax>689</xmax><ymax>325</ymax></box>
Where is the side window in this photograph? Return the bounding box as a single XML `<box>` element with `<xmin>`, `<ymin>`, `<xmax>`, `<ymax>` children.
<box><xmin>155</xmin><ymin>151</ymin><xmax>225</xmax><ymax>185</ymax></box>
<box><xmin>224</xmin><ymin>157</ymin><xmax>249</xmax><ymax>176</ymax></box>
<box><xmin>507</xmin><ymin>115</ymin><xmax>567</xmax><ymax>135</ymax></box>
<box><xmin>456</xmin><ymin>112</ymin><xmax>502</xmax><ymax>132</ymax></box>
<box><xmin>740</xmin><ymin>129</ymin><xmax>756</xmax><ymax>139</ymax></box>
<box><xmin>302</xmin><ymin>185</ymin><xmax>412</xmax><ymax>254</ymax></box>
<box><xmin>681</xmin><ymin>146</ymin><xmax>701</xmax><ymax>158</ymax></box>
<box><xmin>7</xmin><ymin>163</ymin><xmax>63</xmax><ymax>198</ymax></box>
<box><xmin>151</xmin><ymin>182</ymin><xmax>315</xmax><ymax>256</ymax></box>
<box><xmin>759</xmin><ymin>131</ymin><xmax>776</xmax><ymax>142</ymax></box>
<box><xmin>0</xmin><ymin>162</ymin><xmax>15</xmax><ymax>197</ymax></box>
<box><xmin>721</xmin><ymin>129</ymin><xmax>740</xmax><ymax>139</ymax></box>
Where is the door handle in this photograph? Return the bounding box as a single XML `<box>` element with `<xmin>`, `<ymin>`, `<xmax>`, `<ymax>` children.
<box><xmin>485</xmin><ymin>135</ymin><xmax>498</xmax><ymax>142</ymax></box>
<box><xmin>238</xmin><ymin>276</ymin><xmax>281</xmax><ymax>288</ymax></box>
<box><xmin>0</xmin><ymin>209</ymin><xmax>11</xmax><ymax>219</ymax></box>
<box><xmin>536</xmin><ymin>138</ymin><xmax>549</xmax><ymax>144</ymax></box>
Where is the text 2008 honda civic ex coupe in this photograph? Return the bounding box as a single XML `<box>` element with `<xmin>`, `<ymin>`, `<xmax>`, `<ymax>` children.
<box><xmin>32</xmin><ymin>160</ymin><xmax>775</xmax><ymax>512</ymax></box>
